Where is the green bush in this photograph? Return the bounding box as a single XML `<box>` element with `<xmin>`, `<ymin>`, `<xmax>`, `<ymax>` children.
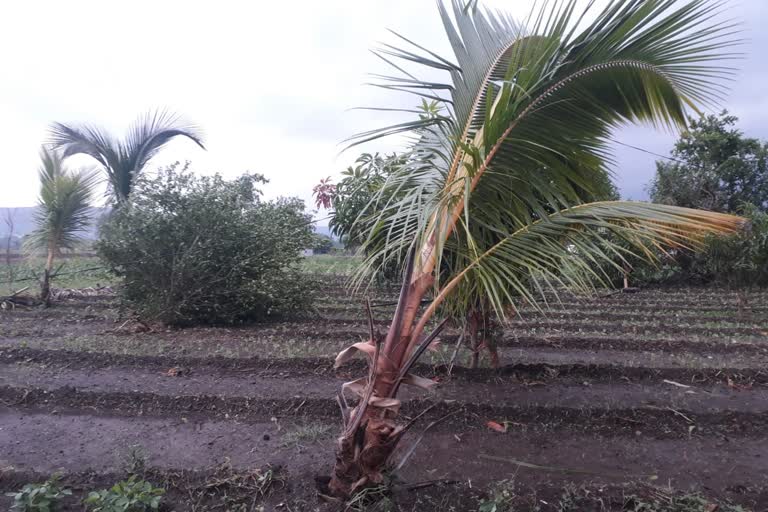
<box><xmin>6</xmin><ymin>474</ymin><xmax>72</xmax><ymax>511</ymax></box>
<box><xmin>628</xmin><ymin>205</ymin><xmax>768</xmax><ymax>288</ymax></box>
<box><xmin>311</xmin><ymin>233</ymin><xmax>334</xmax><ymax>254</ymax></box>
<box><xmin>84</xmin><ymin>476</ymin><xmax>164</xmax><ymax>512</ymax></box>
<box><xmin>699</xmin><ymin>204</ymin><xmax>768</xmax><ymax>287</ymax></box>
<box><xmin>97</xmin><ymin>164</ymin><xmax>315</xmax><ymax>325</ymax></box>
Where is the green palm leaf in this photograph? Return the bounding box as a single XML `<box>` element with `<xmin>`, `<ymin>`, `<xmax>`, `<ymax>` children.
<box><xmin>24</xmin><ymin>147</ymin><xmax>98</xmax><ymax>255</ymax></box>
<box><xmin>49</xmin><ymin>109</ymin><xmax>204</xmax><ymax>203</ymax></box>
<box><xmin>345</xmin><ymin>0</ymin><xmax>742</xmax><ymax>333</ymax></box>
<box><xmin>417</xmin><ymin>201</ymin><xmax>743</xmax><ymax>326</ymax></box>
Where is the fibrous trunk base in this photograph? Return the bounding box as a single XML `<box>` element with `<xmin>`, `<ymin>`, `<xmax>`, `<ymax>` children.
<box><xmin>328</xmin><ymin>414</ymin><xmax>401</xmax><ymax>497</ymax></box>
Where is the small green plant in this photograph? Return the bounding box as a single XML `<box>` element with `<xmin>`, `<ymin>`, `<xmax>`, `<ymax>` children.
<box><xmin>84</xmin><ymin>475</ymin><xmax>164</xmax><ymax>511</ymax></box>
<box><xmin>478</xmin><ymin>480</ymin><xmax>516</xmax><ymax>512</ymax></box>
<box><xmin>6</xmin><ymin>474</ymin><xmax>72</xmax><ymax>511</ymax></box>
<box><xmin>115</xmin><ymin>444</ymin><xmax>149</xmax><ymax>475</ymax></box>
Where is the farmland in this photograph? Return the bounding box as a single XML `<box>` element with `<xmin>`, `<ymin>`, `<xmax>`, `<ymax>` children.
<box><xmin>1</xmin><ymin>260</ymin><xmax>766</xmax><ymax>511</ymax></box>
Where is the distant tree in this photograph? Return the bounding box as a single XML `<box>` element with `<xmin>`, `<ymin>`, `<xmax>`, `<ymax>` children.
<box><xmin>49</xmin><ymin>110</ymin><xmax>205</xmax><ymax>204</ymax></box>
<box><xmin>317</xmin><ymin>153</ymin><xmax>404</xmax><ymax>249</ymax></box>
<box><xmin>312</xmin><ymin>233</ymin><xmax>334</xmax><ymax>254</ymax></box>
<box><xmin>24</xmin><ymin>148</ymin><xmax>97</xmax><ymax>304</ymax></box>
<box><xmin>699</xmin><ymin>205</ymin><xmax>768</xmax><ymax>288</ymax></box>
<box><xmin>649</xmin><ymin>111</ymin><xmax>768</xmax><ymax>213</ymax></box>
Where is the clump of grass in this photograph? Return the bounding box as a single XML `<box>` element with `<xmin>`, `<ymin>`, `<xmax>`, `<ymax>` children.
<box><xmin>347</xmin><ymin>484</ymin><xmax>393</xmax><ymax>512</ymax></box>
<box><xmin>280</xmin><ymin>424</ymin><xmax>334</xmax><ymax>450</ymax></box>
<box><xmin>624</xmin><ymin>490</ymin><xmax>749</xmax><ymax>512</ymax></box>
<box><xmin>299</xmin><ymin>254</ymin><xmax>362</xmax><ymax>276</ymax></box>
<box><xmin>194</xmin><ymin>461</ymin><xmax>283</xmax><ymax>510</ymax></box>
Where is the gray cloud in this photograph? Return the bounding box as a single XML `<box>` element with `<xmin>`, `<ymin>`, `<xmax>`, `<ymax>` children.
<box><xmin>1</xmin><ymin>0</ymin><xmax>763</xmax><ymax>210</ymax></box>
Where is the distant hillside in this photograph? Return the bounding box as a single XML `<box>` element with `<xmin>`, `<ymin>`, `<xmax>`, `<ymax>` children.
<box><xmin>0</xmin><ymin>207</ymin><xmax>107</xmax><ymax>240</ymax></box>
<box><xmin>1</xmin><ymin>208</ymin><xmax>334</xmax><ymax>242</ymax></box>
<box><xmin>314</xmin><ymin>225</ymin><xmax>332</xmax><ymax>238</ymax></box>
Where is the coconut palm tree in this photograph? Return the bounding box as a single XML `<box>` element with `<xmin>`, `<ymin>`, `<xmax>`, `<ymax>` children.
<box><xmin>327</xmin><ymin>0</ymin><xmax>744</xmax><ymax>497</ymax></box>
<box><xmin>48</xmin><ymin>110</ymin><xmax>204</xmax><ymax>203</ymax></box>
<box><xmin>24</xmin><ymin>147</ymin><xmax>98</xmax><ymax>305</ymax></box>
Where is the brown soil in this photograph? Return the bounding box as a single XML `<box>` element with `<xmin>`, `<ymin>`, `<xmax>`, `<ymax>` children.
<box><xmin>1</xmin><ymin>287</ymin><xmax>768</xmax><ymax>511</ymax></box>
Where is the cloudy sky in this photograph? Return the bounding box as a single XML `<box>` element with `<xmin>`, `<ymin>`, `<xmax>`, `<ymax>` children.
<box><xmin>1</xmin><ymin>0</ymin><xmax>765</xmax><ymax>216</ymax></box>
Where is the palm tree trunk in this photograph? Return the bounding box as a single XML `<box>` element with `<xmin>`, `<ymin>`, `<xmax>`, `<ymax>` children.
<box><xmin>469</xmin><ymin>311</ymin><xmax>481</xmax><ymax>369</ymax></box>
<box><xmin>328</xmin><ymin>256</ymin><xmax>436</xmax><ymax>497</ymax></box>
<box><xmin>41</xmin><ymin>244</ymin><xmax>55</xmax><ymax>306</ymax></box>
<box><xmin>328</xmin><ymin>171</ymin><xmax>476</xmax><ymax>497</ymax></box>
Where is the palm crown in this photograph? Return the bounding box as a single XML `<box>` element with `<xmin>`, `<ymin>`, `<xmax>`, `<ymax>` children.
<box><xmin>24</xmin><ymin>147</ymin><xmax>98</xmax><ymax>255</ymax></box>
<box><xmin>351</xmin><ymin>0</ymin><xmax>743</xmax><ymax>321</ymax></box>
<box><xmin>49</xmin><ymin>110</ymin><xmax>205</xmax><ymax>203</ymax></box>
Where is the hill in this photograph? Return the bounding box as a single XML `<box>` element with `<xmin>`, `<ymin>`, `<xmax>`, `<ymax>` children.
<box><xmin>0</xmin><ymin>207</ymin><xmax>107</xmax><ymax>241</ymax></box>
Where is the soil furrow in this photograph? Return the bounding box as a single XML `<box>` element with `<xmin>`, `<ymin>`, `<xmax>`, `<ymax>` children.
<box><xmin>313</xmin><ymin>306</ymin><xmax>768</xmax><ymax>326</ymax></box>
<box><xmin>497</xmin><ymin>334</ymin><xmax>768</xmax><ymax>355</ymax></box>
<box><xmin>498</xmin><ymin>346</ymin><xmax>768</xmax><ymax>369</ymax></box>
<box><xmin>1</xmin><ymin>407</ymin><xmax>767</xmax><ymax>503</ymax></box>
<box><xmin>2</xmin><ymin>386</ymin><xmax>768</xmax><ymax>439</ymax></box>
<box><xmin>3</xmin><ymin>361</ymin><xmax>767</xmax><ymax>413</ymax></box>
<box><xmin>3</xmin><ymin>347</ymin><xmax>767</xmax><ymax>385</ymax></box>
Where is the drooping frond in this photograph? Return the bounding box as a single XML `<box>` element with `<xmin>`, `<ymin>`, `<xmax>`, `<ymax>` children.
<box><xmin>423</xmin><ymin>201</ymin><xmax>744</xmax><ymax>323</ymax></box>
<box><xmin>49</xmin><ymin>109</ymin><xmax>204</xmax><ymax>202</ymax></box>
<box><xmin>24</xmin><ymin>147</ymin><xmax>98</xmax><ymax>254</ymax></box>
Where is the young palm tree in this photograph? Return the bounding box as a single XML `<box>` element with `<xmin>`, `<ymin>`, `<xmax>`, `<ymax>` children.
<box><xmin>24</xmin><ymin>148</ymin><xmax>98</xmax><ymax>304</ymax></box>
<box><xmin>48</xmin><ymin>110</ymin><xmax>204</xmax><ymax>203</ymax></box>
<box><xmin>328</xmin><ymin>0</ymin><xmax>744</xmax><ymax>497</ymax></box>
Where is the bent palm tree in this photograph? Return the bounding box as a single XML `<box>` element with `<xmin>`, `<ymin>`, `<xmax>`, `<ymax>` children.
<box><xmin>328</xmin><ymin>0</ymin><xmax>743</xmax><ymax>497</ymax></box>
<box><xmin>24</xmin><ymin>147</ymin><xmax>98</xmax><ymax>304</ymax></box>
<box><xmin>49</xmin><ymin>110</ymin><xmax>204</xmax><ymax>203</ymax></box>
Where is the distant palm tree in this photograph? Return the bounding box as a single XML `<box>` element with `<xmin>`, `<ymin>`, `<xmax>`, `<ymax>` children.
<box><xmin>24</xmin><ymin>148</ymin><xmax>98</xmax><ymax>304</ymax></box>
<box><xmin>49</xmin><ymin>110</ymin><xmax>204</xmax><ymax>203</ymax></box>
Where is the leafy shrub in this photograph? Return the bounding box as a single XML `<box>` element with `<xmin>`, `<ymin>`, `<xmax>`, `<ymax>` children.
<box><xmin>84</xmin><ymin>476</ymin><xmax>164</xmax><ymax>511</ymax></box>
<box><xmin>627</xmin><ymin>205</ymin><xmax>768</xmax><ymax>288</ymax></box>
<box><xmin>97</xmin><ymin>164</ymin><xmax>315</xmax><ymax>325</ymax></box>
<box><xmin>698</xmin><ymin>204</ymin><xmax>768</xmax><ymax>287</ymax></box>
<box><xmin>6</xmin><ymin>474</ymin><xmax>72</xmax><ymax>511</ymax></box>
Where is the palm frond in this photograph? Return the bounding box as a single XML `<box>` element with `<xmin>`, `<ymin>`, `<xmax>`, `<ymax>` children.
<box><xmin>351</xmin><ymin>0</ymin><xmax>740</xmax><ymax>288</ymax></box>
<box><xmin>24</xmin><ymin>147</ymin><xmax>98</xmax><ymax>254</ymax></box>
<box><xmin>123</xmin><ymin>109</ymin><xmax>205</xmax><ymax>175</ymax></box>
<box><xmin>423</xmin><ymin>202</ymin><xmax>744</xmax><ymax>322</ymax></box>
<box><xmin>49</xmin><ymin>109</ymin><xmax>204</xmax><ymax>202</ymax></box>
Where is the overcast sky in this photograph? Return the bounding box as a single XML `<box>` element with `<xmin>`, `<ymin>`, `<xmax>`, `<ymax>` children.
<box><xmin>1</xmin><ymin>0</ymin><xmax>765</xmax><ymax>216</ymax></box>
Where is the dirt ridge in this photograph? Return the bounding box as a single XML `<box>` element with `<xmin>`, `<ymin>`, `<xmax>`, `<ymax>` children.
<box><xmin>3</xmin><ymin>346</ymin><xmax>767</xmax><ymax>385</ymax></box>
<box><xmin>3</xmin><ymin>385</ymin><xmax>768</xmax><ymax>439</ymax></box>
